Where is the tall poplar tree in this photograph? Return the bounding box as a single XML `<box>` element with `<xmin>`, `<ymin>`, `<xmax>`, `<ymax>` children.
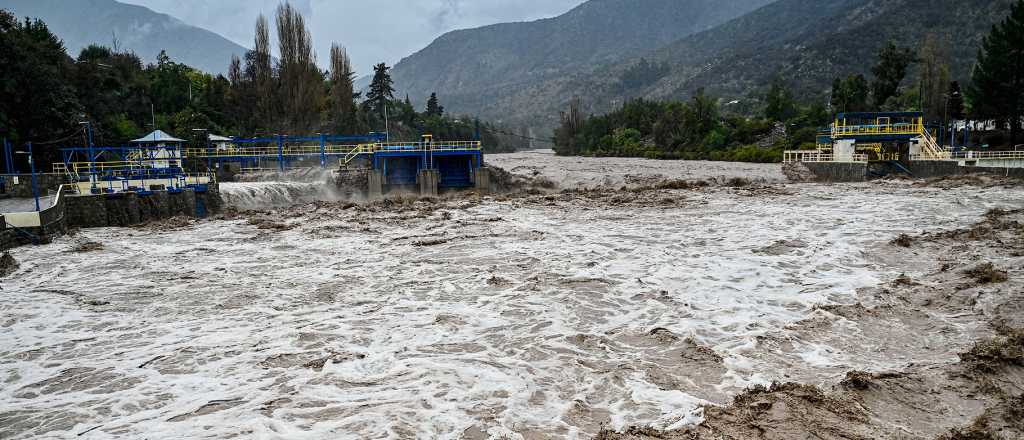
<box><xmin>328</xmin><ymin>43</ymin><xmax>358</xmax><ymax>133</ymax></box>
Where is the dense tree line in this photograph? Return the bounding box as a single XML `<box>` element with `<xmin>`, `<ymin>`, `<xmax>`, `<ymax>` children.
<box><xmin>969</xmin><ymin>0</ymin><xmax>1024</xmax><ymax>147</ymax></box>
<box><xmin>556</xmin><ymin>0</ymin><xmax>1024</xmax><ymax>161</ymax></box>
<box><xmin>0</xmin><ymin>4</ymin><xmax>513</xmax><ymax>170</ymax></box>
<box><xmin>554</xmin><ymin>89</ymin><xmax>827</xmax><ymax>162</ymax></box>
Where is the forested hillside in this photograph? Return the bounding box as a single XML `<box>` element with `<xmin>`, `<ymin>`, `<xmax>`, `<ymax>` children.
<box><xmin>0</xmin><ymin>0</ymin><xmax>247</xmax><ymax>74</ymax></box>
<box><xmin>394</xmin><ymin>0</ymin><xmax>1015</xmax><ymax>135</ymax></box>
<box><xmin>390</xmin><ymin>0</ymin><xmax>775</xmax><ymax>126</ymax></box>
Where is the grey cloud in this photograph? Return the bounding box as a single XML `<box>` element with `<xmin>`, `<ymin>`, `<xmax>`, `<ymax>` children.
<box><xmin>120</xmin><ymin>0</ymin><xmax>584</xmax><ymax>75</ymax></box>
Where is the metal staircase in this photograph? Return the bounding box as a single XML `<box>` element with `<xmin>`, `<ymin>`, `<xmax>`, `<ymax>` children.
<box><xmin>917</xmin><ymin>129</ymin><xmax>949</xmax><ymax>159</ymax></box>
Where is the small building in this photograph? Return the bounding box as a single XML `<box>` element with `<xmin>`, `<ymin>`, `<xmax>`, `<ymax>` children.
<box><xmin>131</xmin><ymin>130</ymin><xmax>185</xmax><ymax>169</ymax></box>
<box><xmin>209</xmin><ymin>134</ymin><xmax>234</xmax><ymax>151</ymax></box>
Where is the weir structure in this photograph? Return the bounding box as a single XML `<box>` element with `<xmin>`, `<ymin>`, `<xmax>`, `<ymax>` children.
<box><xmin>783</xmin><ymin>112</ymin><xmax>1024</xmax><ymax>178</ymax></box>
<box><xmin>186</xmin><ymin>133</ymin><xmax>488</xmax><ymax>195</ymax></box>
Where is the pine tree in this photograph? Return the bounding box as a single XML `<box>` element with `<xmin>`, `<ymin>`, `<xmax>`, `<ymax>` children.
<box><xmin>948</xmin><ymin>81</ymin><xmax>965</xmax><ymax>121</ymax></box>
<box><xmin>968</xmin><ymin>0</ymin><xmax>1024</xmax><ymax>146</ymax></box>
<box><xmin>425</xmin><ymin>92</ymin><xmax>443</xmax><ymax>117</ymax></box>
<box><xmin>365</xmin><ymin>63</ymin><xmax>394</xmax><ymax>118</ymax></box>
<box><xmin>831</xmin><ymin>74</ymin><xmax>870</xmax><ymax>114</ymax></box>
<box><xmin>870</xmin><ymin>42</ymin><xmax>917</xmax><ymax>108</ymax></box>
<box><xmin>764</xmin><ymin>79</ymin><xmax>797</xmax><ymax>122</ymax></box>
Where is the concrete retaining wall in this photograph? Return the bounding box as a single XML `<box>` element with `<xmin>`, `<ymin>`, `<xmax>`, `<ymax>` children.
<box><xmin>3</xmin><ymin>185</ymin><xmax>223</xmax><ymax>251</ymax></box>
<box><xmin>63</xmin><ymin>188</ymin><xmax>215</xmax><ymax>229</ymax></box>
<box><xmin>905</xmin><ymin>161</ymin><xmax>1024</xmax><ymax>179</ymax></box>
<box><xmin>800</xmin><ymin>160</ymin><xmax>1024</xmax><ymax>182</ymax></box>
<box><xmin>0</xmin><ymin>173</ymin><xmax>66</xmax><ymax>198</ymax></box>
<box><xmin>802</xmin><ymin>162</ymin><xmax>868</xmax><ymax>182</ymax></box>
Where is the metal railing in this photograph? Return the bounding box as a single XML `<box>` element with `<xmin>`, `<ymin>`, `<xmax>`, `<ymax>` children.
<box><xmin>54</xmin><ymin>160</ymin><xmax>184</xmax><ymax>176</ymax></box>
<box><xmin>183</xmin><ymin>143</ymin><xmax>372</xmax><ymax>158</ymax></box>
<box><xmin>374</xmin><ymin>141</ymin><xmax>482</xmax><ymax>151</ymax></box>
<box><xmin>832</xmin><ymin>122</ymin><xmax>925</xmax><ymax>138</ymax></box>
<box><xmin>912</xmin><ymin>150</ymin><xmax>1024</xmax><ymax>161</ymax></box>
<box><xmin>783</xmin><ymin>150</ymin><xmax>869</xmax><ymax>163</ymax></box>
<box><xmin>185</xmin><ymin>140</ymin><xmax>482</xmax><ymax>160</ymax></box>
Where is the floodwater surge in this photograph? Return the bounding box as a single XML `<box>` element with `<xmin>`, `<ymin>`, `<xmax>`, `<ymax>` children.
<box><xmin>1</xmin><ymin>158</ymin><xmax>1023</xmax><ymax>439</ymax></box>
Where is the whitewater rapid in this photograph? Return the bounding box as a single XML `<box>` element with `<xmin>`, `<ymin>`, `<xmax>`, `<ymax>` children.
<box><xmin>2</xmin><ymin>180</ymin><xmax>1022</xmax><ymax>439</ymax></box>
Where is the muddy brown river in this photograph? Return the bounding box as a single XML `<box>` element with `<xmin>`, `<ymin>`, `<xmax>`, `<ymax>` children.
<box><xmin>1</xmin><ymin>155</ymin><xmax>1022</xmax><ymax>439</ymax></box>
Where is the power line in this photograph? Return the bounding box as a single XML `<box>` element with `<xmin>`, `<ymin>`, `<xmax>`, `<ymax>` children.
<box><xmin>32</xmin><ymin>125</ymin><xmax>87</xmax><ymax>146</ymax></box>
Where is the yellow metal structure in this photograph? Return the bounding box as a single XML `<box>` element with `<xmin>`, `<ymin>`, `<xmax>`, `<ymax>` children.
<box><xmin>831</xmin><ymin>116</ymin><xmax>925</xmax><ymax>138</ymax></box>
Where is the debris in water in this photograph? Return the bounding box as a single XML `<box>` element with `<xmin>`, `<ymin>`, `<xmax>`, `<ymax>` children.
<box><xmin>0</xmin><ymin>252</ymin><xmax>18</xmax><ymax>277</ymax></box>
<box><xmin>964</xmin><ymin>263</ymin><xmax>1009</xmax><ymax>284</ymax></box>
<box><xmin>891</xmin><ymin>233</ymin><xmax>914</xmax><ymax>247</ymax></box>
<box><xmin>69</xmin><ymin>241</ymin><xmax>104</xmax><ymax>253</ymax></box>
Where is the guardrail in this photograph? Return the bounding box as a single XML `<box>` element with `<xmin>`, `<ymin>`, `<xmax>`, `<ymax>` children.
<box><xmin>185</xmin><ymin>141</ymin><xmax>482</xmax><ymax>159</ymax></box>
<box><xmin>783</xmin><ymin>151</ymin><xmax>868</xmax><ymax>163</ymax></box>
<box><xmin>912</xmin><ymin>150</ymin><xmax>1024</xmax><ymax>161</ymax></box>
<box><xmin>184</xmin><ymin>143</ymin><xmax>376</xmax><ymax>158</ymax></box>
<box><xmin>832</xmin><ymin>122</ymin><xmax>925</xmax><ymax>138</ymax></box>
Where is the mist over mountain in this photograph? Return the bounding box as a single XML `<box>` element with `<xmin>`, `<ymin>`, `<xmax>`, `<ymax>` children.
<box><xmin>390</xmin><ymin>0</ymin><xmax>776</xmax><ymax>122</ymax></box>
<box><xmin>0</xmin><ymin>0</ymin><xmax>247</xmax><ymax>74</ymax></box>
<box><xmin>390</xmin><ymin>0</ymin><xmax>1014</xmax><ymax>134</ymax></box>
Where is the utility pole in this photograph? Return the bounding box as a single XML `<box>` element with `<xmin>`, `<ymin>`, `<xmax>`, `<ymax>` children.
<box><xmin>384</xmin><ymin>102</ymin><xmax>390</xmax><ymax>142</ymax></box>
<box><xmin>943</xmin><ymin>94</ymin><xmax>949</xmax><ymax>148</ymax></box>
<box><xmin>79</xmin><ymin>121</ymin><xmax>96</xmax><ymax>188</ymax></box>
<box><xmin>15</xmin><ymin>144</ymin><xmax>40</xmax><ymax>211</ymax></box>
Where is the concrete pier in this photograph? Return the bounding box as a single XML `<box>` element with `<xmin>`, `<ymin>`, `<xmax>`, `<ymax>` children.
<box><xmin>473</xmin><ymin>167</ymin><xmax>491</xmax><ymax>194</ymax></box>
<box><xmin>418</xmin><ymin>169</ymin><xmax>439</xmax><ymax>197</ymax></box>
<box><xmin>367</xmin><ymin>170</ymin><xmax>384</xmax><ymax>199</ymax></box>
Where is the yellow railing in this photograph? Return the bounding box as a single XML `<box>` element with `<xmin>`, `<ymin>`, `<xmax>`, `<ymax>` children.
<box><xmin>912</xmin><ymin>150</ymin><xmax>1024</xmax><ymax>161</ymax></box>
<box><xmin>373</xmin><ymin>141</ymin><xmax>482</xmax><ymax>151</ymax></box>
<box><xmin>183</xmin><ymin>144</ymin><xmax>373</xmax><ymax>158</ymax></box>
<box><xmin>783</xmin><ymin>150</ymin><xmax>869</xmax><ymax>163</ymax></box>
<box><xmin>832</xmin><ymin>120</ymin><xmax>925</xmax><ymax>138</ymax></box>
<box><xmin>184</xmin><ymin>141</ymin><xmax>482</xmax><ymax>160</ymax></box>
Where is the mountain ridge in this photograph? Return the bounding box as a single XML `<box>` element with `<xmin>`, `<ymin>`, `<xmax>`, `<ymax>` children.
<box><xmin>390</xmin><ymin>0</ymin><xmax>776</xmax><ymax>118</ymax></box>
<box><xmin>0</xmin><ymin>0</ymin><xmax>247</xmax><ymax>74</ymax></box>
<box><xmin>390</xmin><ymin>0</ymin><xmax>1014</xmax><ymax>135</ymax></box>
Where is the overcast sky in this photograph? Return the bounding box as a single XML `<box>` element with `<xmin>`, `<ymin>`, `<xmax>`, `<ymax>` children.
<box><xmin>120</xmin><ymin>0</ymin><xmax>585</xmax><ymax>76</ymax></box>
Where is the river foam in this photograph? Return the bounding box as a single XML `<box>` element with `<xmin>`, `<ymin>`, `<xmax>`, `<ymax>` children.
<box><xmin>1</xmin><ymin>181</ymin><xmax>1021</xmax><ymax>439</ymax></box>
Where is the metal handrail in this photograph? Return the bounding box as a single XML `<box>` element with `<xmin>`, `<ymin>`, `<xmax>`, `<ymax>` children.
<box><xmin>832</xmin><ymin>122</ymin><xmax>925</xmax><ymax>137</ymax></box>
<box><xmin>783</xmin><ymin>150</ymin><xmax>868</xmax><ymax>163</ymax></box>
<box><xmin>183</xmin><ymin>141</ymin><xmax>482</xmax><ymax>160</ymax></box>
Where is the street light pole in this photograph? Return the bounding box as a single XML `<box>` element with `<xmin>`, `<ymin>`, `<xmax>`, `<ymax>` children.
<box><xmin>384</xmin><ymin>103</ymin><xmax>390</xmax><ymax>143</ymax></box>
<box><xmin>79</xmin><ymin>121</ymin><xmax>96</xmax><ymax>189</ymax></box>
<box><xmin>15</xmin><ymin>144</ymin><xmax>40</xmax><ymax>212</ymax></box>
<box><xmin>28</xmin><ymin>143</ymin><xmax>38</xmax><ymax>212</ymax></box>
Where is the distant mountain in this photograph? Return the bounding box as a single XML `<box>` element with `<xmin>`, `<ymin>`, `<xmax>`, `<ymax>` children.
<box><xmin>0</xmin><ymin>0</ymin><xmax>247</xmax><ymax>74</ymax></box>
<box><xmin>391</xmin><ymin>0</ymin><xmax>1014</xmax><ymax>135</ymax></box>
<box><xmin>635</xmin><ymin>0</ymin><xmax>1014</xmax><ymax>103</ymax></box>
<box><xmin>390</xmin><ymin>0</ymin><xmax>776</xmax><ymax>123</ymax></box>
